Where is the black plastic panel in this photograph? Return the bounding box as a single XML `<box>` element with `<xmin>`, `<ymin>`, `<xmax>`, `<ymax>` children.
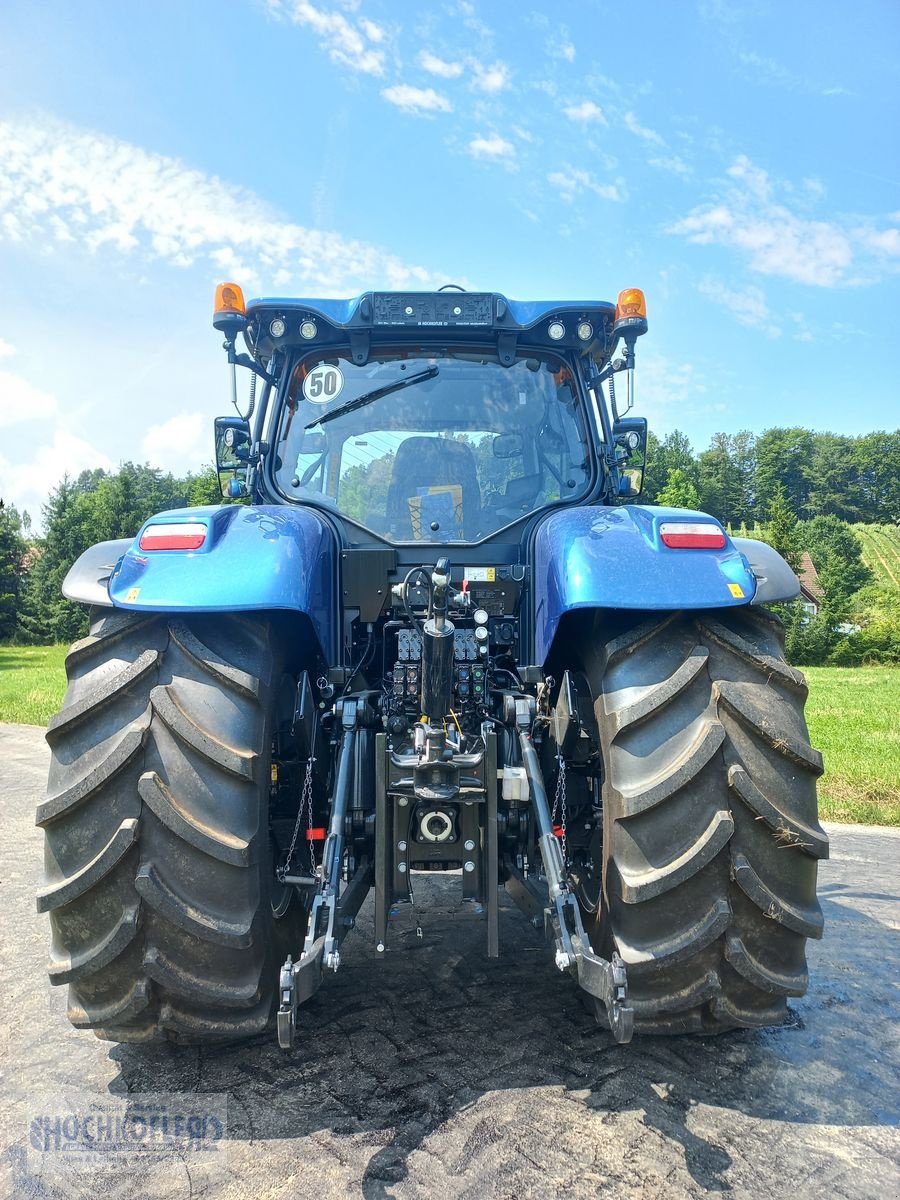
<box><xmin>372</xmin><ymin>293</ymin><xmax>494</xmax><ymax>327</ymax></box>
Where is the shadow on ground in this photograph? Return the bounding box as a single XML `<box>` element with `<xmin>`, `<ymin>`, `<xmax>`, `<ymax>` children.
<box><xmin>93</xmin><ymin>877</ymin><xmax>898</xmax><ymax>1198</ymax></box>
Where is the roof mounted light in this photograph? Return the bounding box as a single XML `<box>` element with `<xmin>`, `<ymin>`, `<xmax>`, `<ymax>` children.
<box><xmin>659</xmin><ymin>522</ymin><xmax>726</xmax><ymax>549</ymax></box>
<box><xmin>213</xmin><ymin>281</ymin><xmax>247</xmax><ymax>335</ymax></box>
<box><xmin>300</xmin><ymin>319</ymin><xmax>318</xmax><ymax>339</ymax></box>
<box><xmin>548</xmin><ymin>320</ymin><xmax>566</xmax><ymax>341</ymax></box>
<box><xmin>577</xmin><ymin>320</ymin><xmax>594</xmax><ymax>341</ymax></box>
<box><xmin>269</xmin><ymin>317</ymin><xmax>286</xmax><ymax>338</ymax></box>
<box><xmin>613</xmin><ymin>288</ymin><xmax>648</xmax><ymax>339</ymax></box>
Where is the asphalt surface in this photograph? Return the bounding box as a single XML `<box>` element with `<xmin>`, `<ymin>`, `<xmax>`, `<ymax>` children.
<box><xmin>1</xmin><ymin>721</ymin><xmax>898</xmax><ymax>1200</ymax></box>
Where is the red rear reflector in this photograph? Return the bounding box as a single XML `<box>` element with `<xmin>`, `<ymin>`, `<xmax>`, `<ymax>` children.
<box><xmin>660</xmin><ymin>522</ymin><xmax>726</xmax><ymax>549</ymax></box>
<box><xmin>139</xmin><ymin>522</ymin><xmax>207</xmax><ymax>551</ymax></box>
<box><xmin>305</xmin><ymin>827</ymin><xmax>327</xmax><ymax>841</ymax></box>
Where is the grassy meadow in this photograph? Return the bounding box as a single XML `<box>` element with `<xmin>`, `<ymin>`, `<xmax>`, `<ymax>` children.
<box><xmin>0</xmin><ymin>644</ymin><xmax>69</xmax><ymax>727</ymax></box>
<box><xmin>0</xmin><ymin>645</ymin><xmax>897</xmax><ymax>825</ymax></box>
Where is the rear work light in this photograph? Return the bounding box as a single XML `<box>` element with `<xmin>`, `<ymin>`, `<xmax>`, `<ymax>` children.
<box><xmin>139</xmin><ymin>522</ymin><xmax>208</xmax><ymax>551</ymax></box>
<box><xmin>659</xmin><ymin>522</ymin><xmax>726</xmax><ymax>549</ymax></box>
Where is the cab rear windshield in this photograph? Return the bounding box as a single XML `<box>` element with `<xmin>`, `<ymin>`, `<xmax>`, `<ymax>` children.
<box><xmin>272</xmin><ymin>347</ymin><xmax>593</xmax><ymax>543</ymax></box>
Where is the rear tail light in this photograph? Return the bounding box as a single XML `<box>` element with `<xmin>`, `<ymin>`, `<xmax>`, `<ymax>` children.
<box><xmin>660</xmin><ymin>522</ymin><xmax>726</xmax><ymax>549</ymax></box>
<box><xmin>139</xmin><ymin>522</ymin><xmax>207</xmax><ymax>551</ymax></box>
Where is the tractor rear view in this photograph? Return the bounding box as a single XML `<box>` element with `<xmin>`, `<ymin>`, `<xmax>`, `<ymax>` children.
<box><xmin>39</xmin><ymin>283</ymin><xmax>827</xmax><ymax>1045</ymax></box>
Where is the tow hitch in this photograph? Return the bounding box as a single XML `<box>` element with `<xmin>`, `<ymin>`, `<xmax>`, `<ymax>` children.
<box><xmin>277</xmin><ymin>697</ymin><xmax>371</xmax><ymax>1049</ymax></box>
<box><xmin>513</xmin><ymin>697</ymin><xmax>634</xmax><ymax>1044</ymax></box>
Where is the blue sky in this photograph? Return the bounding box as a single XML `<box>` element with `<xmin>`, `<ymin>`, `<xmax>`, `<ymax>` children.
<box><xmin>0</xmin><ymin>0</ymin><xmax>897</xmax><ymax>525</ymax></box>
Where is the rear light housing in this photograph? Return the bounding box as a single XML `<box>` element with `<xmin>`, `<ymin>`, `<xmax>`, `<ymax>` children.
<box><xmin>139</xmin><ymin>522</ymin><xmax>208</xmax><ymax>551</ymax></box>
<box><xmin>659</xmin><ymin>522</ymin><xmax>726</xmax><ymax>550</ymax></box>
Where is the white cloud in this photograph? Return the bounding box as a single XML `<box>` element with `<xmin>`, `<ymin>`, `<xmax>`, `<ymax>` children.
<box><xmin>727</xmin><ymin>154</ymin><xmax>770</xmax><ymax>201</ymax></box>
<box><xmin>737</xmin><ymin>51</ymin><xmax>798</xmax><ymax>91</ymax></box>
<box><xmin>0</xmin><ymin>339</ymin><xmax>16</xmax><ymax>359</ymax></box>
<box><xmin>381</xmin><ymin>84</ymin><xmax>452</xmax><ymax>114</ymax></box>
<box><xmin>623</xmin><ymin>111</ymin><xmax>664</xmax><ymax>144</ymax></box>
<box><xmin>555</xmin><ymin>42</ymin><xmax>576</xmax><ymax>62</ymax></box>
<box><xmin>856</xmin><ymin>226</ymin><xmax>900</xmax><ymax>257</ymax></box>
<box><xmin>547</xmin><ymin>168</ymin><xmax>623</xmax><ymax>203</ymax></box>
<box><xmin>470</xmin><ymin>59</ymin><xmax>510</xmax><ymax>93</ymax></box>
<box><xmin>0</xmin><ymin>368</ymin><xmax>58</xmax><ymax>426</ymax></box>
<box><xmin>563</xmin><ymin>101</ymin><xmax>606</xmax><ymax>124</ymax></box>
<box><xmin>790</xmin><ymin>312</ymin><xmax>815</xmax><ymax>343</ymax></box>
<box><xmin>669</xmin><ymin>156</ymin><xmax>859</xmax><ymax>287</ymax></box>
<box><xmin>272</xmin><ymin>1</ymin><xmax>386</xmax><ymax>75</ymax></box>
<box><xmin>418</xmin><ymin>50</ymin><xmax>463</xmax><ymax>78</ymax></box>
<box><xmin>0</xmin><ymin>430</ymin><xmax>113</xmax><ymax>523</ymax></box>
<box><xmin>142</xmin><ymin>412</ymin><xmax>209</xmax><ymax>473</ymax></box>
<box><xmin>698</xmin><ymin>277</ymin><xmax>780</xmax><ymax>337</ymax></box>
<box><xmin>468</xmin><ymin>134</ymin><xmax>515</xmax><ymax>162</ymax></box>
<box><xmin>359</xmin><ymin>18</ymin><xmax>385</xmax><ymax>44</ymax></box>
<box><xmin>632</xmin><ymin>352</ymin><xmax>710</xmax><ymax>431</ymax></box>
<box><xmin>649</xmin><ymin>155</ymin><xmax>691</xmax><ymax>177</ymax></box>
<box><xmin>0</xmin><ymin>116</ymin><xmax>446</xmax><ymax>294</ymax></box>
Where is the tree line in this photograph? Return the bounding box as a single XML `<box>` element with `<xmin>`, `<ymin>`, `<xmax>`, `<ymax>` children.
<box><xmin>0</xmin><ymin>425</ymin><xmax>897</xmax><ymax>662</ymax></box>
<box><xmin>641</xmin><ymin>426</ymin><xmax>900</xmax><ymax>525</ymax></box>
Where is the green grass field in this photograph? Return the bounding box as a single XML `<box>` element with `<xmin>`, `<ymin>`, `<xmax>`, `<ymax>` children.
<box><xmin>803</xmin><ymin>666</ymin><xmax>899</xmax><ymax>826</ymax></box>
<box><xmin>1</xmin><ymin>645</ymin><xmax>897</xmax><ymax>825</ymax></box>
<box><xmin>0</xmin><ymin>644</ymin><xmax>69</xmax><ymax>727</ymax></box>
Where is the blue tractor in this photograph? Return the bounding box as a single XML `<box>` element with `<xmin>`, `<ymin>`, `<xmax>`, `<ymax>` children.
<box><xmin>40</xmin><ymin>284</ymin><xmax>826</xmax><ymax>1046</ymax></box>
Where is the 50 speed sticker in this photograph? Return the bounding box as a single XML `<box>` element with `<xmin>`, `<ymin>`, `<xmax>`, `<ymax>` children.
<box><xmin>303</xmin><ymin>363</ymin><xmax>344</xmax><ymax>403</ymax></box>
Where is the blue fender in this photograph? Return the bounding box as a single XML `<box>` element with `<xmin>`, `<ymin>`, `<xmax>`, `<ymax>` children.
<box><xmin>105</xmin><ymin>505</ymin><xmax>336</xmax><ymax>656</ymax></box>
<box><xmin>533</xmin><ymin>505</ymin><xmax>758</xmax><ymax>664</ymax></box>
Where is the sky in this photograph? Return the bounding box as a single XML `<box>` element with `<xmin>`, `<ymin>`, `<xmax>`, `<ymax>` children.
<box><xmin>0</xmin><ymin>0</ymin><xmax>897</xmax><ymax>527</ymax></box>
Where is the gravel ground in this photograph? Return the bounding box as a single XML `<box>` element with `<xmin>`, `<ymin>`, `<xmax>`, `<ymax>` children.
<box><xmin>1</xmin><ymin>722</ymin><xmax>898</xmax><ymax>1200</ymax></box>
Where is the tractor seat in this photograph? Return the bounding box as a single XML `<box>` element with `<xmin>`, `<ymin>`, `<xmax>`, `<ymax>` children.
<box><xmin>384</xmin><ymin>437</ymin><xmax>481</xmax><ymax>540</ymax></box>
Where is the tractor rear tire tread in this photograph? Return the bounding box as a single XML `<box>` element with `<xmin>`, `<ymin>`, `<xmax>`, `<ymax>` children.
<box><xmin>40</xmin><ymin>610</ymin><xmax>299</xmax><ymax>1044</ymax></box>
<box><xmin>593</xmin><ymin>607</ymin><xmax>826</xmax><ymax>1035</ymax></box>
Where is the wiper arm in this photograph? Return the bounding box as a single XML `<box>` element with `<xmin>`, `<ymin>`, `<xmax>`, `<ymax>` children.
<box><xmin>305</xmin><ymin>365</ymin><xmax>440</xmax><ymax>428</ymax></box>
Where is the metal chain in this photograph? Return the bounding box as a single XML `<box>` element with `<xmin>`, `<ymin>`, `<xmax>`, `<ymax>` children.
<box><xmin>283</xmin><ymin>756</ymin><xmax>315</xmax><ymax>876</ymax></box>
<box><xmin>552</xmin><ymin>753</ymin><xmax>568</xmax><ymax>865</ymax></box>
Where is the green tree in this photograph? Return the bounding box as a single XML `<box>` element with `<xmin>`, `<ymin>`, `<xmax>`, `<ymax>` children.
<box><xmin>799</xmin><ymin>515</ymin><xmax>871</xmax><ymax>605</ymax></box>
<box><xmin>805</xmin><ymin>433</ymin><xmax>865</xmax><ymax>521</ymax></box>
<box><xmin>759</xmin><ymin>483</ymin><xmax>802</xmax><ymax>572</ymax></box>
<box><xmin>186</xmin><ymin>466</ymin><xmax>225</xmax><ymax>506</ymax></box>
<box><xmin>0</xmin><ymin>503</ymin><xmax>28</xmax><ymax>641</ymax></box>
<box><xmin>643</xmin><ymin>430</ymin><xmax>697</xmax><ymax>503</ymax></box>
<box><xmin>655</xmin><ymin>468</ymin><xmax>701</xmax><ymax>510</ymax></box>
<box><xmin>697</xmin><ymin>431</ymin><xmax>755</xmax><ymax>525</ymax></box>
<box><xmin>854</xmin><ymin>431</ymin><xmax>900</xmax><ymax>523</ymax></box>
<box><xmin>18</xmin><ymin>478</ymin><xmax>91</xmax><ymax>644</ymax></box>
<box><xmin>754</xmin><ymin>427</ymin><xmax>815</xmax><ymax>518</ymax></box>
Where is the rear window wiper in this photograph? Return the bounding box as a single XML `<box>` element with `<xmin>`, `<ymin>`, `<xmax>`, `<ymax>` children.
<box><xmin>304</xmin><ymin>365</ymin><xmax>439</xmax><ymax>428</ymax></box>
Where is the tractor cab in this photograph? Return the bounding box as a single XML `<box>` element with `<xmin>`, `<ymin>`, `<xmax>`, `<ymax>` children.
<box><xmin>213</xmin><ymin>285</ymin><xmax>651</xmax><ymax>549</ymax></box>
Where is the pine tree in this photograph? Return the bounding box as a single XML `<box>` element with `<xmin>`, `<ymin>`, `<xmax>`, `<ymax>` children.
<box><xmin>0</xmin><ymin>503</ymin><xmax>27</xmax><ymax>641</ymax></box>
<box><xmin>760</xmin><ymin>483</ymin><xmax>802</xmax><ymax>572</ymax></box>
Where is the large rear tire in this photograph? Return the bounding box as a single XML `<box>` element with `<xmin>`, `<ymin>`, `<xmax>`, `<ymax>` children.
<box><xmin>38</xmin><ymin>609</ymin><xmax>305</xmax><ymax>1043</ymax></box>
<box><xmin>587</xmin><ymin>607</ymin><xmax>827</xmax><ymax>1034</ymax></box>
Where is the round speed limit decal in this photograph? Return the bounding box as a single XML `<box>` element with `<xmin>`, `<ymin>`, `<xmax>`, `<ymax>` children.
<box><xmin>303</xmin><ymin>363</ymin><xmax>344</xmax><ymax>403</ymax></box>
